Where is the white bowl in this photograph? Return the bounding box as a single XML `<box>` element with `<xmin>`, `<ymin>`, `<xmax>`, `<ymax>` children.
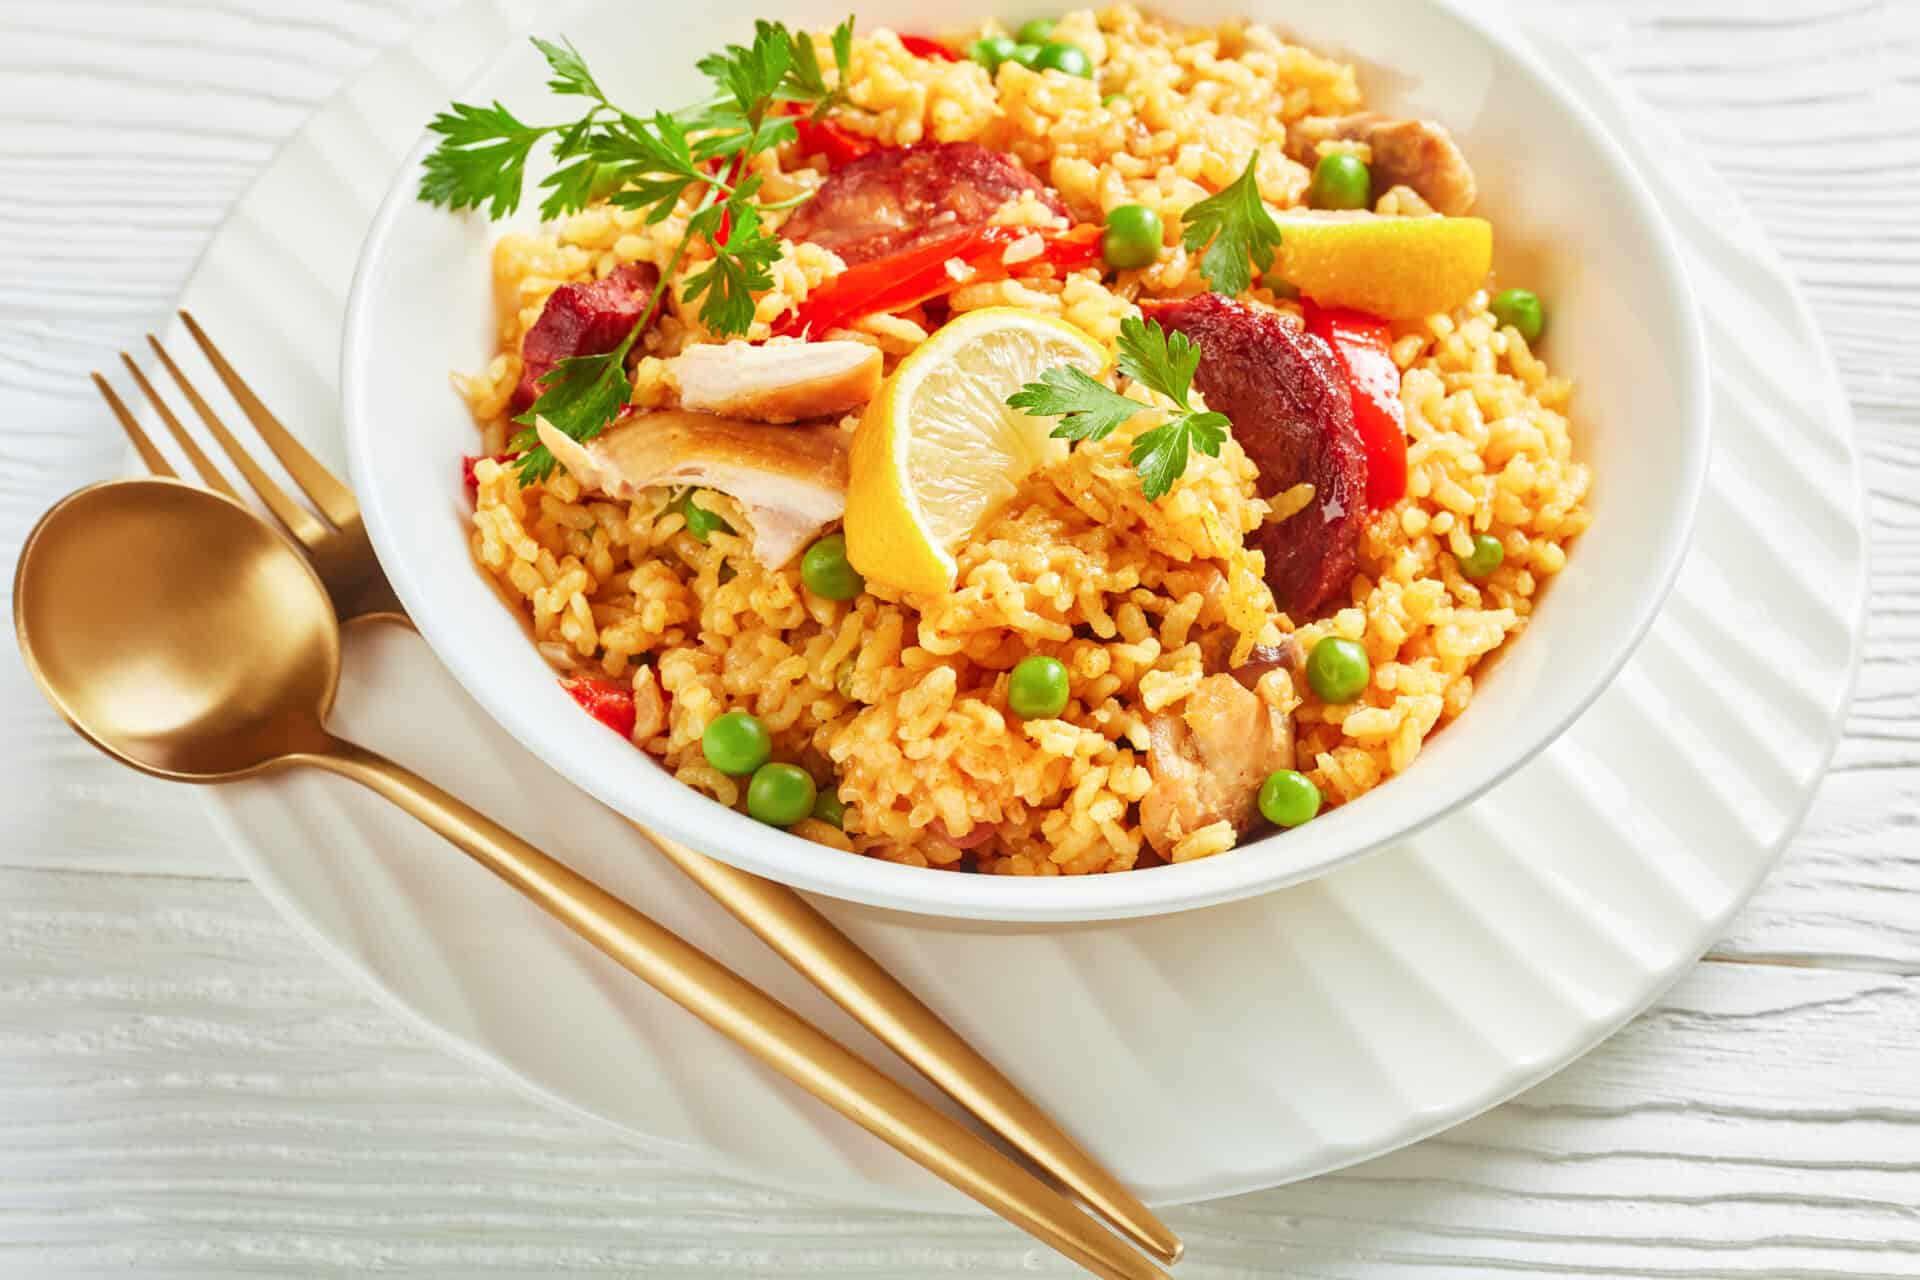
<box><xmin>343</xmin><ymin>0</ymin><xmax>1708</xmax><ymax>922</ymax></box>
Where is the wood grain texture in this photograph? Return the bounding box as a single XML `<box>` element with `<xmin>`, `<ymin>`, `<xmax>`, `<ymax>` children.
<box><xmin>1</xmin><ymin>0</ymin><xmax>1916</xmax><ymax>1275</ymax></box>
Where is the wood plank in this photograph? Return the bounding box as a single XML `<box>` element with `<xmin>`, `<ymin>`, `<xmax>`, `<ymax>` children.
<box><xmin>4</xmin><ymin>868</ymin><xmax>1919</xmax><ymax>1276</ymax></box>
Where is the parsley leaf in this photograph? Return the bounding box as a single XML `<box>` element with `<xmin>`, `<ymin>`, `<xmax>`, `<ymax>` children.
<box><xmin>586</xmin><ymin>110</ymin><xmax>704</xmax><ymax>222</ymax></box>
<box><xmin>1114</xmin><ymin>314</ymin><xmax>1202</xmax><ymax>407</ymax></box>
<box><xmin>684</xmin><ymin>185</ymin><xmax>782</xmax><ymax>334</ymax></box>
<box><xmin>1004</xmin><ymin>315</ymin><xmax>1234</xmax><ymax>501</ymax></box>
<box><xmin>1007</xmin><ymin>366</ymin><xmax>1144</xmax><ymax>443</ymax></box>
<box><xmin>698</xmin><ymin>21</ymin><xmax>794</xmax><ymax>119</ymax></box>
<box><xmin>419</xmin><ymin>22</ymin><xmax>862</xmax><ymax>485</ymax></box>
<box><xmin>531</xmin><ymin>35</ymin><xmax>606</xmax><ymax>101</ymax></box>
<box><xmin>1179</xmin><ymin>151</ymin><xmax>1283</xmax><ymax>296</ymax></box>
<box><xmin>1130</xmin><ymin>410</ymin><xmax>1230</xmax><ymax>501</ymax></box>
<box><xmin>418</xmin><ymin>101</ymin><xmax>554</xmax><ymax>218</ymax></box>
<box><xmin>783</xmin><ymin>16</ymin><xmax>856</xmax><ymax>116</ymax></box>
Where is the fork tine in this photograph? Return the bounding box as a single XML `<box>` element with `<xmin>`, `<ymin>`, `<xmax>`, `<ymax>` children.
<box><xmin>118</xmin><ymin>353</ymin><xmax>240</xmax><ymax>500</ymax></box>
<box><xmin>178</xmin><ymin>310</ymin><xmax>359</xmax><ymax>527</ymax></box>
<box><xmin>92</xmin><ymin>373</ymin><xmax>176</xmax><ymax>479</ymax></box>
<box><xmin>145</xmin><ymin>334</ymin><xmax>332</xmax><ymax>550</ymax></box>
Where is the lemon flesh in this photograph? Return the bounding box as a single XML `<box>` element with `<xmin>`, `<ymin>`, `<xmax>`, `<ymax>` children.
<box><xmin>846</xmin><ymin>308</ymin><xmax>1110</xmax><ymax>595</ymax></box>
<box><xmin>1272</xmin><ymin>211</ymin><xmax>1493</xmax><ymax>318</ymax></box>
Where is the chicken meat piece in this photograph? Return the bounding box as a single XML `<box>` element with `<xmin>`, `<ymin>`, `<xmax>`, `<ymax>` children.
<box><xmin>1140</xmin><ymin>675</ymin><xmax>1296</xmax><ymax>858</ymax></box>
<box><xmin>536</xmin><ymin>410</ymin><xmax>849</xmax><ymax>569</ymax></box>
<box><xmin>669</xmin><ymin>340</ymin><xmax>882</xmax><ymax>423</ymax></box>
<box><xmin>1290</xmin><ymin>113</ymin><xmax>1478</xmax><ymax>215</ymax></box>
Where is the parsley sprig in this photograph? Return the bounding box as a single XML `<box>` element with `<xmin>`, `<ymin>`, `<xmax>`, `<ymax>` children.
<box><xmin>1008</xmin><ymin>316</ymin><xmax>1230</xmax><ymax>502</ymax></box>
<box><xmin>1180</xmin><ymin>150</ymin><xmax>1284</xmax><ymax>296</ymax></box>
<box><xmin>419</xmin><ymin>20</ymin><xmax>855</xmax><ymax>484</ymax></box>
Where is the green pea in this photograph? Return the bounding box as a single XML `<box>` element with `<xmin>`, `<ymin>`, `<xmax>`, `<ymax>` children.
<box><xmin>1305</xmin><ymin>636</ymin><xmax>1371</xmax><ymax>704</ymax></box>
<box><xmin>702</xmin><ymin>710</ymin><xmax>771</xmax><ymax>776</ymax></box>
<box><xmin>1008</xmin><ymin>655</ymin><xmax>1070</xmax><ymax>719</ymax></box>
<box><xmin>1490</xmin><ymin>288</ymin><xmax>1545</xmax><ymax>342</ymax></box>
<box><xmin>1308</xmin><ymin>152</ymin><xmax>1371</xmax><ymax>211</ymax></box>
<box><xmin>1015</xmin><ymin>16</ymin><xmax>1056</xmax><ymax>44</ymax></box>
<box><xmin>670</xmin><ymin>489</ymin><xmax>734</xmax><ymax>544</ymax></box>
<box><xmin>747</xmin><ymin>763</ymin><xmax>817</xmax><ymax>827</ymax></box>
<box><xmin>969</xmin><ymin>34</ymin><xmax>1018</xmax><ymax>71</ymax></box>
<box><xmin>1101</xmin><ymin>203</ymin><xmax>1163</xmax><ymax>270</ymax></box>
<box><xmin>1102</xmin><ymin>92</ymin><xmax>1131</xmax><ymax>111</ymax></box>
<box><xmin>1258</xmin><ymin>769</ymin><xmax>1322</xmax><ymax>828</ymax></box>
<box><xmin>1007</xmin><ymin>41</ymin><xmax>1043</xmax><ymax>68</ymax></box>
<box><xmin>800</xmin><ymin>532</ymin><xmax>865</xmax><ymax>601</ymax></box>
<box><xmin>1460</xmin><ymin>533</ymin><xmax>1505</xmax><ymax>580</ymax></box>
<box><xmin>1033</xmin><ymin>40</ymin><xmax>1092</xmax><ymax>77</ymax></box>
<box><xmin>812</xmin><ymin>788</ymin><xmax>847</xmax><ymax>829</ymax></box>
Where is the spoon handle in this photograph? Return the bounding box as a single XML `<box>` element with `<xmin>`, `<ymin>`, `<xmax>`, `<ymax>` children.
<box><xmin>302</xmin><ymin>739</ymin><xmax>1165</xmax><ymax>1280</ymax></box>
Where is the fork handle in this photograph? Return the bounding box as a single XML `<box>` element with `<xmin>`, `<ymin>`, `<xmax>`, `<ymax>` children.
<box><xmin>639</xmin><ymin>823</ymin><xmax>1182</xmax><ymax>1264</ymax></box>
<box><xmin>300</xmin><ymin>738</ymin><xmax>1165</xmax><ymax>1280</ymax></box>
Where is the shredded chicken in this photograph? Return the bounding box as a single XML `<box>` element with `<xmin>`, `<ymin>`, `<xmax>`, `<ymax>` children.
<box><xmin>1140</xmin><ymin>675</ymin><xmax>1296</xmax><ymax>858</ymax></box>
<box><xmin>1290</xmin><ymin>113</ymin><xmax>1478</xmax><ymax>216</ymax></box>
<box><xmin>537</xmin><ymin>410</ymin><xmax>849</xmax><ymax>569</ymax></box>
<box><xmin>669</xmin><ymin>339</ymin><xmax>882</xmax><ymax>424</ymax></box>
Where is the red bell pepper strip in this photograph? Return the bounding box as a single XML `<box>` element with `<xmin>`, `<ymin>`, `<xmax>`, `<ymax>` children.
<box><xmin>773</xmin><ymin>223</ymin><xmax>1103</xmax><ymax>338</ymax></box>
<box><xmin>898</xmin><ymin>34</ymin><xmax>959</xmax><ymax>60</ymax></box>
<box><xmin>561</xmin><ymin>676</ymin><xmax>637</xmax><ymax>739</ymax></box>
<box><xmin>790</xmin><ymin>115</ymin><xmax>879</xmax><ymax>166</ymax></box>
<box><xmin>1030</xmin><ymin>221</ymin><xmax>1105</xmax><ymax>270</ymax></box>
<box><xmin>1303</xmin><ymin>300</ymin><xmax>1408</xmax><ymax>510</ymax></box>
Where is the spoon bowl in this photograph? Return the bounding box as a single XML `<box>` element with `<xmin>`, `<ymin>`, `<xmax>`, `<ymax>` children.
<box><xmin>13</xmin><ymin>478</ymin><xmax>340</xmax><ymax>780</ymax></box>
<box><xmin>10</xmin><ymin>476</ymin><xmax>1163</xmax><ymax>1279</ymax></box>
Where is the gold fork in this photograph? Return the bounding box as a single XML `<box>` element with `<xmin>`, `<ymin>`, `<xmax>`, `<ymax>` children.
<box><xmin>95</xmin><ymin>313</ymin><xmax>407</xmax><ymax>626</ymax></box>
<box><xmin>96</xmin><ymin>313</ymin><xmax>1182</xmax><ymax>1269</ymax></box>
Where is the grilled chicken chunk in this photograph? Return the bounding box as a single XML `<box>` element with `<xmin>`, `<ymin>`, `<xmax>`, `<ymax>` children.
<box><xmin>670</xmin><ymin>340</ymin><xmax>882</xmax><ymax>423</ymax></box>
<box><xmin>1140</xmin><ymin>675</ymin><xmax>1296</xmax><ymax>858</ymax></box>
<box><xmin>536</xmin><ymin>410</ymin><xmax>849</xmax><ymax>569</ymax></box>
<box><xmin>1290</xmin><ymin>113</ymin><xmax>1478</xmax><ymax>215</ymax></box>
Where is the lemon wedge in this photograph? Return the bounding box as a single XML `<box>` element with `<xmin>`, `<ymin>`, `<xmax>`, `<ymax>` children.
<box><xmin>845</xmin><ymin>307</ymin><xmax>1109</xmax><ymax>595</ymax></box>
<box><xmin>1271</xmin><ymin>211</ymin><xmax>1493</xmax><ymax>318</ymax></box>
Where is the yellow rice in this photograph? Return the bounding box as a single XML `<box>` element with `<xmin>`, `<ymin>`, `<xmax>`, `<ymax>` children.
<box><xmin>461</xmin><ymin>5</ymin><xmax>1591</xmax><ymax>874</ymax></box>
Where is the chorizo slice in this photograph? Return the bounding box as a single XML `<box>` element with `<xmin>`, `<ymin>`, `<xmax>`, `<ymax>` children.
<box><xmin>1145</xmin><ymin>294</ymin><xmax>1366</xmax><ymax>619</ymax></box>
<box><xmin>513</xmin><ymin>262</ymin><xmax>660</xmax><ymax>412</ymax></box>
<box><xmin>780</xmin><ymin>141</ymin><xmax>1067</xmax><ymax>266</ymax></box>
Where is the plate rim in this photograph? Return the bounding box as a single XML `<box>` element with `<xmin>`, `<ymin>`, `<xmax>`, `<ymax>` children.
<box><xmin>163</xmin><ymin>0</ymin><xmax>1869</xmax><ymax>1211</ymax></box>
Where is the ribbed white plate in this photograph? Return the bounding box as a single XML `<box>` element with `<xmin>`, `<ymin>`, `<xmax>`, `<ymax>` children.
<box><xmin>141</xmin><ymin>0</ymin><xmax>1866</xmax><ymax>1209</ymax></box>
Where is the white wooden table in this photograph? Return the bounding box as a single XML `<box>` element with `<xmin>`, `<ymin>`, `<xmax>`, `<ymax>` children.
<box><xmin>3</xmin><ymin>1</ymin><xmax>1917</xmax><ymax>1274</ymax></box>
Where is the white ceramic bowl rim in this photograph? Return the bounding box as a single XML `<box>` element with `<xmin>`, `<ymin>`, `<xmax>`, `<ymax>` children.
<box><xmin>342</xmin><ymin>0</ymin><xmax>1710</xmax><ymax>922</ymax></box>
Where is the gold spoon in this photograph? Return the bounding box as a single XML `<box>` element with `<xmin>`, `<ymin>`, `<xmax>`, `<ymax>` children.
<box><xmin>13</xmin><ymin>477</ymin><xmax>1167</xmax><ymax>1280</ymax></box>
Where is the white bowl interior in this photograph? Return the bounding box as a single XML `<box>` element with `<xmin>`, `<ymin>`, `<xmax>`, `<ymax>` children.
<box><xmin>344</xmin><ymin>0</ymin><xmax>1707</xmax><ymax>921</ymax></box>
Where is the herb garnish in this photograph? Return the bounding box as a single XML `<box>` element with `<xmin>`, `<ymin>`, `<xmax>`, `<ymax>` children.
<box><xmin>1008</xmin><ymin>316</ymin><xmax>1230</xmax><ymax>502</ymax></box>
<box><xmin>1180</xmin><ymin>150</ymin><xmax>1284</xmax><ymax>296</ymax></box>
<box><xmin>418</xmin><ymin>20</ymin><xmax>855</xmax><ymax>484</ymax></box>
